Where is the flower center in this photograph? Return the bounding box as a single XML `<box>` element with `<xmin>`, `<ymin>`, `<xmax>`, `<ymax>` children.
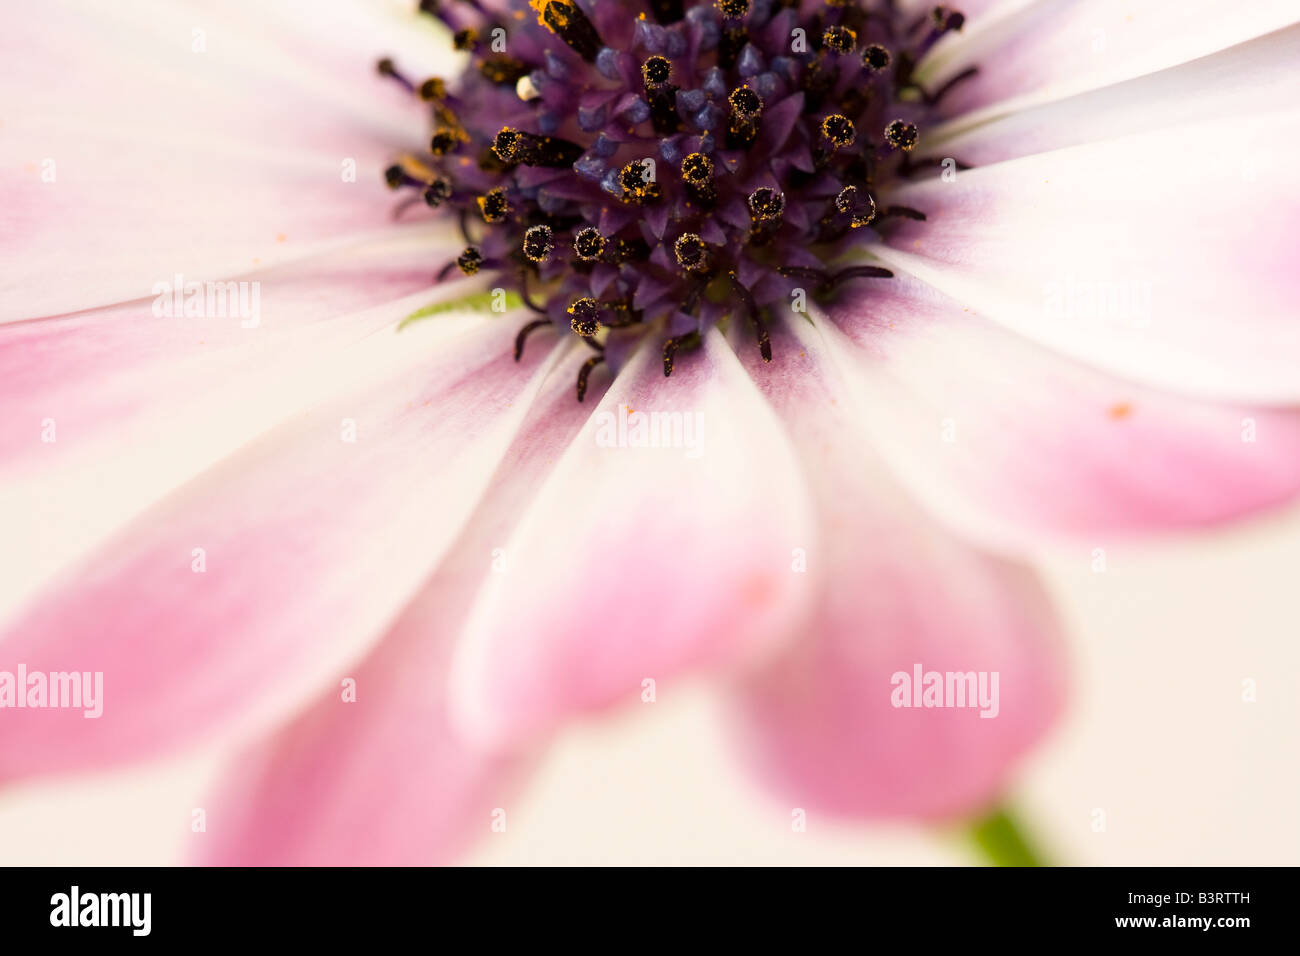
<box><xmin>383</xmin><ymin>0</ymin><xmax>974</xmax><ymax>399</ymax></box>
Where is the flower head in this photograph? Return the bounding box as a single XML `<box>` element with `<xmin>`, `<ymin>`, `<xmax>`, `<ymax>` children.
<box><xmin>384</xmin><ymin>0</ymin><xmax>970</xmax><ymax>395</ymax></box>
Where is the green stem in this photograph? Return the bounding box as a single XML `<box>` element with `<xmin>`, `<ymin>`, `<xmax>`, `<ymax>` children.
<box><xmin>966</xmin><ymin>805</ymin><xmax>1049</xmax><ymax>867</ymax></box>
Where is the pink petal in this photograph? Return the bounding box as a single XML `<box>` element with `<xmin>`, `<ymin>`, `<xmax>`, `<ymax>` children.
<box><xmin>449</xmin><ymin>330</ymin><xmax>817</xmax><ymax>751</ymax></box>
<box><xmin>0</xmin><ymin>319</ymin><xmax>566</xmax><ymax>782</ymax></box>
<box><xmin>876</xmin><ymin>110</ymin><xmax>1300</xmax><ymax>403</ymax></box>
<box><xmin>1</xmin><ymin>0</ymin><xmax>445</xmax><ymax>319</ymax></box>
<box><xmin>728</xmin><ymin>318</ymin><xmax>1067</xmax><ymax>820</ymax></box>
<box><xmin>0</xmin><ymin>236</ymin><xmax>466</xmax><ymax>615</ymax></box>
<box><xmin>824</xmin><ymin>273</ymin><xmax>1300</xmax><ymax>548</ymax></box>
<box><xmin>195</xmin><ymin>350</ymin><xmax>597</xmax><ymax>866</ymax></box>
<box><xmin>922</xmin><ymin>0</ymin><xmax>1298</xmax><ymax>118</ymax></box>
<box><xmin>930</xmin><ymin>24</ymin><xmax>1300</xmax><ymax>165</ymax></box>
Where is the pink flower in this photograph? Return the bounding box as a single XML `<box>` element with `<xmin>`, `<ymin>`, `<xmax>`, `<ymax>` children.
<box><xmin>1</xmin><ymin>0</ymin><xmax>1297</xmax><ymax>865</ymax></box>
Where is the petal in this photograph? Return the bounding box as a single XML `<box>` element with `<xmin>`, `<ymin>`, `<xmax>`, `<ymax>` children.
<box><xmin>824</xmin><ymin>273</ymin><xmax>1300</xmax><ymax>548</ymax></box>
<box><xmin>1</xmin><ymin>0</ymin><xmax>448</xmax><ymax>319</ymax></box>
<box><xmin>0</xmin><ymin>317</ymin><xmax>567</xmax><ymax>782</ymax></box>
<box><xmin>920</xmin><ymin>0</ymin><xmax>1299</xmax><ymax>118</ymax></box>
<box><xmin>0</xmin><ymin>233</ymin><xmax>467</xmax><ymax>618</ymax></box>
<box><xmin>449</xmin><ymin>329</ymin><xmax>817</xmax><ymax>751</ymax></box>
<box><xmin>877</xmin><ymin>110</ymin><xmax>1300</xmax><ymax>403</ymax></box>
<box><xmin>728</xmin><ymin>316</ymin><xmax>1067</xmax><ymax>820</ymax></box>
<box><xmin>929</xmin><ymin>24</ymin><xmax>1300</xmax><ymax>164</ymax></box>
<box><xmin>195</xmin><ymin>348</ymin><xmax>595</xmax><ymax>866</ymax></box>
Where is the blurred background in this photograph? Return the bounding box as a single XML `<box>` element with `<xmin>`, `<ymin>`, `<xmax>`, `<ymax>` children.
<box><xmin>3</xmin><ymin>500</ymin><xmax>1297</xmax><ymax>865</ymax></box>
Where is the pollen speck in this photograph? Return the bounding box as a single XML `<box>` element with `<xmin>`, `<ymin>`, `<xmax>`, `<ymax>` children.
<box><xmin>1109</xmin><ymin>402</ymin><xmax>1134</xmax><ymax>420</ymax></box>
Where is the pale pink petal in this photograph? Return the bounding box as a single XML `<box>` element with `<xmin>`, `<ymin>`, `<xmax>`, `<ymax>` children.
<box><xmin>876</xmin><ymin>110</ymin><xmax>1300</xmax><ymax>403</ymax></box>
<box><xmin>823</xmin><ymin>274</ymin><xmax>1300</xmax><ymax>549</ymax></box>
<box><xmin>449</xmin><ymin>329</ymin><xmax>817</xmax><ymax>751</ymax></box>
<box><xmin>0</xmin><ymin>319</ymin><xmax>567</xmax><ymax>782</ymax></box>
<box><xmin>195</xmin><ymin>349</ymin><xmax>595</xmax><ymax>866</ymax></box>
<box><xmin>921</xmin><ymin>0</ymin><xmax>1298</xmax><ymax>118</ymax></box>
<box><xmin>929</xmin><ymin>24</ymin><xmax>1300</xmax><ymax>164</ymax></box>
<box><xmin>1</xmin><ymin>0</ymin><xmax>446</xmax><ymax>319</ymax></box>
<box><xmin>0</xmin><ymin>235</ymin><xmax>468</xmax><ymax>616</ymax></box>
<box><xmin>728</xmin><ymin>317</ymin><xmax>1067</xmax><ymax>820</ymax></box>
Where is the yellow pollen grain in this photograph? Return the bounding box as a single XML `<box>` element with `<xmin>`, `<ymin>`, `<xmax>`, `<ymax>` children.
<box><xmin>1109</xmin><ymin>402</ymin><xmax>1134</xmax><ymax>420</ymax></box>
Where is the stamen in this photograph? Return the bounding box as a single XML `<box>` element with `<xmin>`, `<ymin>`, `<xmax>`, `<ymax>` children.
<box><xmin>619</xmin><ymin>160</ymin><xmax>662</xmax><ymax>204</ymax></box>
<box><xmin>662</xmin><ymin>330</ymin><xmax>701</xmax><ymax>377</ymax></box>
<box><xmin>529</xmin><ymin>0</ymin><xmax>603</xmax><ymax>62</ymax></box>
<box><xmin>726</xmin><ymin>86</ymin><xmax>763</xmax><ymax>150</ymax></box>
<box><xmin>477</xmin><ymin>187</ymin><xmax>510</xmax><ymax>223</ymax></box>
<box><xmin>680</xmin><ymin>152</ymin><xmax>716</xmax><ymax>207</ymax></box>
<box><xmin>423</xmin><ymin>178</ymin><xmax>452</xmax><ymax>208</ymax></box>
<box><xmin>576</xmin><ymin>354</ymin><xmax>605</xmax><ymax>402</ymax></box>
<box><xmin>568</xmin><ymin>297</ymin><xmax>603</xmax><ymax>336</ymax></box>
<box><xmin>522</xmin><ymin>224</ymin><xmax>554</xmax><ymax>263</ymax></box>
<box><xmin>823</xmin><ymin>26</ymin><xmax>857</xmax><ymax>56</ymax></box>
<box><xmin>376</xmin><ymin>58</ymin><xmax>416</xmax><ymax>94</ymax></box>
<box><xmin>573</xmin><ymin>226</ymin><xmax>607</xmax><ymax>261</ymax></box>
<box><xmin>429</xmin><ymin>130</ymin><xmax>460</xmax><ymax>156</ymax></box>
<box><xmin>728</xmin><ymin>272</ymin><xmax>772</xmax><ymax>363</ymax></box>
<box><xmin>862</xmin><ymin>45</ymin><xmax>891</xmax><ymax>73</ymax></box>
<box><xmin>884</xmin><ymin>119</ymin><xmax>919</xmax><ymax>152</ymax></box>
<box><xmin>821</xmin><ymin>114</ymin><xmax>856</xmax><ymax>149</ymax></box>
<box><xmin>456</xmin><ymin>246</ymin><xmax>485</xmax><ymax>276</ymax></box>
<box><xmin>642</xmin><ymin>56</ymin><xmax>673</xmax><ymax>90</ymax></box>
<box><xmin>673</xmin><ymin>233</ymin><xmax>711</xmax><ymax>273</ymax></box>
<box><xmin>492</xmin><ymin>127</ymin><xmax>585</xmax><ymax>168</ymax></box>
<box><xmin>748</xmin><ymin>187</ymin><xmax>786</xmax><ymax>222</ymax></box>
<box><xmin>418</xmin><ymin>77</ymin><xmax>447</xmax><ymax>101</ymax></box>
<box><xmin>514</xmin><ymin>318</ymin><xmax>553</xmax><ymax>361</ymax></box>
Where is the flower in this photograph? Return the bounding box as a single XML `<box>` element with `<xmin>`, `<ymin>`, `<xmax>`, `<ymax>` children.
<box><xmin>1</xmin><ymin>0</ymin><xmax>1297</xmax><ymax>865</ymax></box>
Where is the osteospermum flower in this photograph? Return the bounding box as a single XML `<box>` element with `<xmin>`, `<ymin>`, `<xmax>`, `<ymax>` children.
<box><xmin>1</xmin><ymin>0</ymin><xmax>1298</xmax><ymax>865</ymax></box>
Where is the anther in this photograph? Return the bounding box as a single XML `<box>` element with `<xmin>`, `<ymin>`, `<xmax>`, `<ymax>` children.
<box><xmin>523</xmin><ymin>225</ymin><xmax>554</xmax><ymax>263</ymax></box>
<box><xmin>492</xmin><ymin>127</ymin><xmax>585</xmax><ymax>168</ymax></box>
<box><xmin>748</xmin><ymin>187</ymin><xmax>785</xmax><ymax>222</ymax></box>
<box><xmin>619</xmin><ymin>160</ymin><xmax>662</xmax><ymax>204</ymax></box>
<box><xmin>642</xmin><ymin>56</ymin><xmax>673</xmax><ymax>90</ymax></box>
<box><xmin>452</xmin><ymin>28</ymin><xmax>478</xmax><ymax>51</ymax></box>
<box><xmin>480</xmin><ymin>58</ymin><xmax>530</xmax><ymax>86</ymax></box>
<box><xmin>674</xmin><ymin>233</ymin><xmax>711</xmax><ymax>273</ymax></box>
<box><xmin>727</xmin><ymin>86</ymin><xmax>763</xmax><ymax>149</ymax></box>
<box><xmin>573</xmin><ymin>227</ymin><xmax>607</xmax><ymax>261</ymax></box>
<box><xmin>821</xmin><ymin>114</ymin><xmax>856</xmax><ymax>149</ymax></box>
<box><xmin>418</xmin><ymin>77</ymin><xmax>447</xmax><ymax>101</ymax></box>
<box><xmin>530</xmin><ymin>0</ymin><xmax>603</xmax><ymax>62</ymax></box>
<box><xmin>423</xmin><ymin>178</ymin><xmax>452</xmax><ymax>208</ymax></box>
<box><xmin>822</xmin><ymin>26</ymin><xmax>856</xmax><ymax>55</ymax></box>
<box><xmin>477</xmin><ymin>187</ymin><xmax>510</xmax><ymax>223</ymax></box>
<box><xmin>884</xmin><ymin>119</ymin><xmax>919</xmax><ymax>152</ymax></box>
<box><xmin>716</xmin><ymin>0</ymin><xmax>749</xmax><ymax>17</ymax></box>
<box><xmin>862</xmin><ymin>45</ymin><xmax>892</xmax><ymax>73</ymax></box>
<box><xmin>642</xmin><ymin>56</ymin><xmax>680</xmax><ymax>134</ymax></box>
<box><xmin>568</xmin><ymin>297</ymin><xmax>603</xmax><ymax>336</ymax></box>
<box><xmin>729</xmin><ymin>86</ymin><xmax>763</xmax><ymax>119</ymax></box>
<box><xmin>430</xmin><ymin>129</ymin><xmax>460</xmax><ymax>156</ymax></box>
<box><xmin>681</xmin><ymin>152</ymin><xmax>713</xmax><ymax>187</ymax></box>
<box><xmin>457</xmin><ymin>246</ymin><xmax>485</xmax><ymax>276</ymax></box>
